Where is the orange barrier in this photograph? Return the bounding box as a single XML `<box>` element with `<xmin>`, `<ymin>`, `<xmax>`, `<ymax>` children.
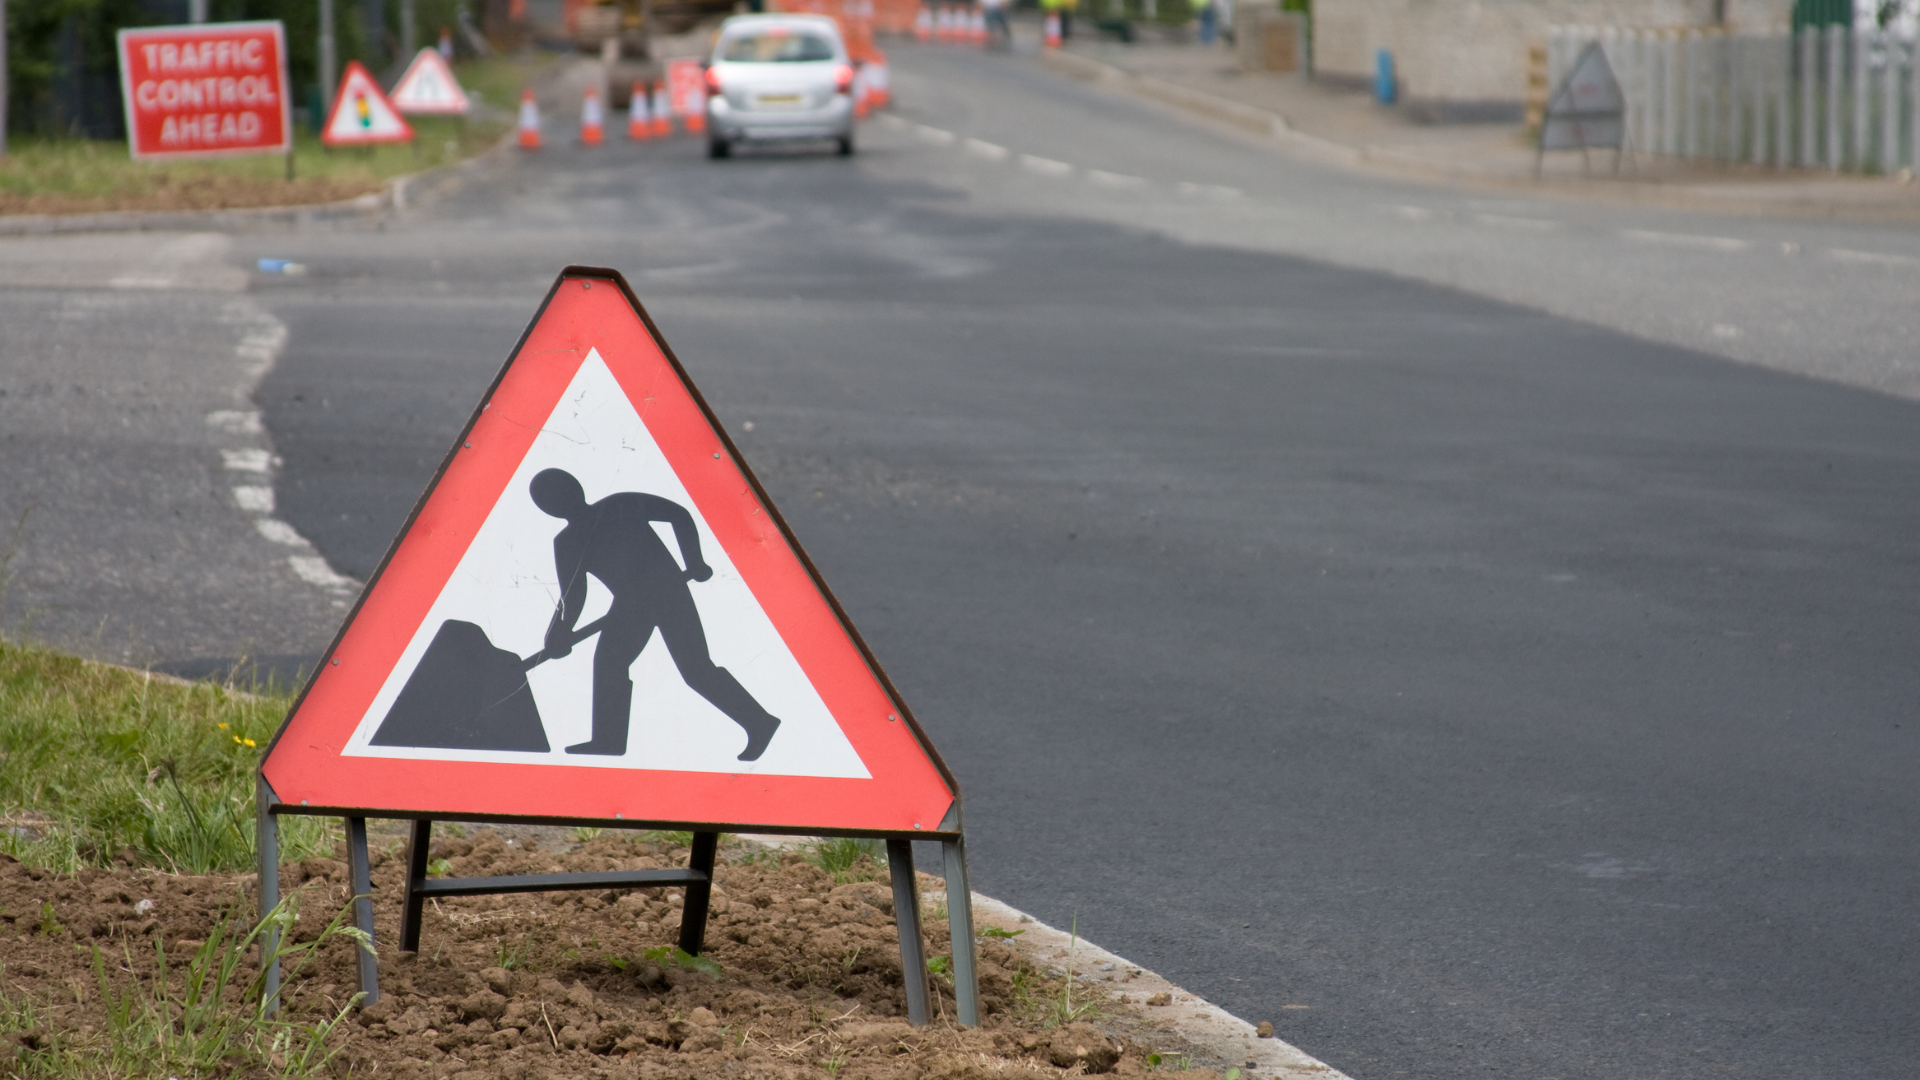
<box><xmin>517</xmin><ymin>87</ymin><xmax>541</xmax><ymax>148</ymax></box>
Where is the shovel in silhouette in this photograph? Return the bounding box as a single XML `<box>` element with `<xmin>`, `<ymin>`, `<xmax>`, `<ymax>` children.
<box><xmin>369</xmin><ymin>616</ymin><xmax>607</xmax><ymax>753</ymax></box>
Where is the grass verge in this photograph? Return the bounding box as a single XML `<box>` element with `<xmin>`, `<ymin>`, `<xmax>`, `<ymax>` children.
<box><xmin>0</xmin><ymin>51</ymin><xmax>554</xmax><ymax>217</ymax></box>
<box><xmin>0</xmin><ymin>637</ymin><xmax>333</xmax><ymax>874</ymax></box>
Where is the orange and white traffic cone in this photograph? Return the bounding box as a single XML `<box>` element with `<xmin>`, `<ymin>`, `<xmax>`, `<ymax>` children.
<box><xmin>580</xmin><ymin>84</ymin><xmax>604</xmax><ymax>145</ymax></box>
<box><xmin>853</xmin><ymin>64</ymin><xmax>871</xmax><ymax>118</ymax></box>
<box><xmin>935</xmin><ymin>4</ymin><xmax>952</xmax><ymax>40</ymax></box>
<box><xmin>969</xmin><ymin>7</ymin><xmax>987</xmax><ymax>43</ymax></box>
<box><xmin>517</xmin><ymin>87</ymin><xmax>541</xmax><ymax>149</ymax></box>
<box><xmin>866</xmin><ymin>55</ymin><xmax>890</xmax><ymax>107</ymax></box>
<box><xmin>1043</xmin><ymin>11</ymin><xmax>1061</xmax><ymax>48</ymax></box>
<box><xmin>650</xmin><ymin>81</ymin><xmax>672</xmax><ymax>136</ymax></box>
<box><xmin>628</xmin><ymin>80</ymin><xmax>651</xmax><ymax>139</ymax></box>
<box><xmin>913</xmin><ymin>5</ymin><xmax>931</xmax><ymax>40</ymax></box>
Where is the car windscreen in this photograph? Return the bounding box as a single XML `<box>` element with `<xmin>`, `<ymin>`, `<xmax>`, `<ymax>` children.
<box><xmin>719</xmin><ymin>30</ymin><xmax>836</xmax><ymax>62</ymax></box>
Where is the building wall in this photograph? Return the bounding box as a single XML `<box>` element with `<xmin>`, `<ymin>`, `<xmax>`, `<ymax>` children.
<box><xmin>1313</xmin><ymin>0</ymin><xmax>1792</xmax><ymax>112</ymax></box>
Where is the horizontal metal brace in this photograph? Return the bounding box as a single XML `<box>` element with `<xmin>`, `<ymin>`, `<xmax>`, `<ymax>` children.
<box><xmin>414</xmin><ymin>868</ymin><xmax>707</xmax><ymax>898</ymax></box>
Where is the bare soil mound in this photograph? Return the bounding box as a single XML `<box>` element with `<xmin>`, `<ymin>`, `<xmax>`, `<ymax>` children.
<box><xmin>0</xmin><ymin>831</ymin><xmax>1218</xmax><ymax>1079</ymax></box>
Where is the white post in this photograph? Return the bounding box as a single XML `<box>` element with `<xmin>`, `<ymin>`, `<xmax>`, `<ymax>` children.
<box><xmin>1751</xmin><ymin>35</ymin><xmax>1767</xmax><ymax>164</ymax></box>
<box><xmin>0</xmin><ymin>0</ymin><xmax>8</xmax><ymax>158</ymax></box>
<box><xmin>401</xmin><ymin>0</ymin><xmax>417</xmax><ymax>59</ymax></box>
<box><xmin>1910</xmin><ymin>37</ymin><xmax>1919</xmax><ymax>171</ymax></box>
<box><xmin>1774</xmin><ymin>32</ymin><xmax>1790</xmax><ymax>166</ymax></box>
<box><xmin>190</xmin><ymin>0</ymin><xmax>208</xmax><ymax>21</ymax></box>
<box><xmin>1880</xmin><ymin>30</ymin><xmax>1898</xmax><ymax>174</ymax></box>
<box><xmin>320</xmin><ymin>0</ymin><xmax>338</xmax><ymax>118</ymax></box>
<box><xmin>1800</xmin><ymin>29</ymin><xmax>1816</xmax><ymax>166</ymax></box>
<box><xmin>1852</xmin><ymin>26</ymin><xmax>1868</xmax><ymax>169</ymax></box>
<box><xmin>1826</xmin><ymin>25</ymin><xmax>1843</xmax><ymax>169</ymax></box>
<box><xmin>1667</xmin><ymin>31</ymin><xmax>1683</xmax><ymax>155</ymax></box>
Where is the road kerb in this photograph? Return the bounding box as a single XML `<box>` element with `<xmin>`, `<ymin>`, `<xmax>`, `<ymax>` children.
<box><xmin>970</xmin><ymin>891</ymin><xmax>1350</xmax><ymax>1079</ymax></box>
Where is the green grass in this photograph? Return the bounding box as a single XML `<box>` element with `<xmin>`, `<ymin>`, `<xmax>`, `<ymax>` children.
<box><xmin>801</xmin><ymin>837</ymin><xmax>885</xmax><ymax>883</ymax></box>
<box><xmin>0</xmin><ymin>637</ymin><xmax>334</xmax><ymax>874</ymax></box>
<box><xmin>0</xmin><ymin>51</ymin><xmax>551</xmax><ymax>211</ymax></box>
<box><xmin>0</xmin><ymin>892</ymin><xmax>365</xmax><ymax>1078</ymax></box>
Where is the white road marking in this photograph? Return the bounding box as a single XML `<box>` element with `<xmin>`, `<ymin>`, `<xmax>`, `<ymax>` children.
<box><xmin>220</xmin><ymin>448</ymin><xmax>272</xmax><ymax>473</ymax></box>
<box><xmin>1019</xmin><ymin>153</ymin><xmax>1074</xmax><ymax>177</ymax></box>
<box><xmin>1086</xmin><ymin>169</ymin><xmax>1149</xmax><ymax>190</ymax></box>
<box><xmin>1382</xmin><ymin>204</ymin><xmax>1437</xmax><ymax>221</ymax></box>
<box><xmin>963</xmin><ymin>137</ymin><xmax>1009</xmax><ymax>160</ymax></box>
<box><xmin>233</xmin><ymin>486</ymin><xmax>275</xmax><ymax>513</ymax></box>
<box><xmin>915</xmin><ymin>124</ymin><xmax>956</xmax><ymax>144</ymax></box>
<box><xmin>1176</xmin><ymin>181</ymin><xmax>1243</xmax><ymax>199</ymax></box>
<box><xmin>1473</xmin><ymin>213</ymin><xmax>1560</xmax><ymax>231</ymax></box>
<box><xmin>205</xmin><ymin>409</ymin><xmax>263</xmax><ymax>435</ymax></box>
<box><xmin>289</xmin><ymin>555</ymin><xmax>357</xmax><ymax>591</ymax></box>
<box><xmin>1711</xmin><ymin>323</ymin><xmax>1743</xmax><ymax>339</ymax></box>
<box><xmin>1621</xmin><ymin>229</ymin><xmax>1750</xmax><ymax>252</ymax></box>
<box><xmin>255</xmin><ymin>518</ymin><xmax>305</xmax><ymax>546</ymax></box>
<box><xmin>1827</xmin><ymin>247</ymin><xmax>1920</xmax><ymax>268</ymax></box>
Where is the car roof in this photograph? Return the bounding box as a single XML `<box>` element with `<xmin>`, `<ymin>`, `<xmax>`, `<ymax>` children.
<box><xmin>716</xmin><ymin>13</ymin><xmax>844</xmax><ymax>39</ymax></box>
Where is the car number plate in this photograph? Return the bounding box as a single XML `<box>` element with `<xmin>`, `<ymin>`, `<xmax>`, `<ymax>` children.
<box><xmin>756</xmin><ymin>93</ymin><xmax>803</xmax><ymax>107</ymax></box>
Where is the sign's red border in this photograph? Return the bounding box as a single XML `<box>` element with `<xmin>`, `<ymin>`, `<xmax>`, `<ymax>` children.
<box><xmin>115</xmin><ymin>21</ymin><xmax>294</xmax><ymax>161</ymax></box>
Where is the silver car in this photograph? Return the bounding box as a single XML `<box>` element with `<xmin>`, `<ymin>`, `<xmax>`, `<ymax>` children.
<box><xmin>704</xmin><ymin>14</ymin><xmax>856</xmax><ymax>158</ymax></box>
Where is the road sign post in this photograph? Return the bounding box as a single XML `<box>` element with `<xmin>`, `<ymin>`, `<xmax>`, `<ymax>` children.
<box><xmin>257</xmin><ymin>267</ymin><xmax>974</xmax><ymax>1025</ymax></box>
<box><xmin>1538</xmin><ymin>41</ymin><xmax>1627</xmax><ymax>176</ymax></box>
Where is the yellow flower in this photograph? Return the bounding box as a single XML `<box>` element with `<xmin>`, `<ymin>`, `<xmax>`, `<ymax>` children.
<box><xmin>243</xmin><ymin>738</ymin><xmax>257</xmax><ymax>748</ymax></box>
<box><xmin>232</xmin><ymin>736</ymin><xmax>242</xmax><ymax>744</ymax></box>
<box><xmin>217</xmin><ymin>723</ymin><xmax>228</xmax><ymax>729</ymax></box>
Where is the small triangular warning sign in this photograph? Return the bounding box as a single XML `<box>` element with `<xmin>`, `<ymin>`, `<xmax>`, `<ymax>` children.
<box><xmin>321</xmin><ymin>60</ymin><xmax>414</xmax><ymax>146</ymax></box>
<box><xmin>1540</xmin><ymin>43</ymin><xmax>1624</xmax><ymax>151</ymax></box>
<box><xmin>262</xmin><ymin>268</ymin><xmax>957</xmax><ymax>835</ymax></box>
<box><xmin>390</xmin><ymin>47</ymin><xmax>470</xmax><ymax>116</ymax></box>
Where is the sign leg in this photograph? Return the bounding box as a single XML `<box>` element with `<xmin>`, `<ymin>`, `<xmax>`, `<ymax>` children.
<box><xmin>942</xmin><ymin>838</ymin><xmax>979</xmax><ymax>1026</ymax></box>
<box><xmin>677</xmin><ymin>831</ymin><xmax>719</xmax><ymax>955</ymax></box>
<box><xmin>345</xmin><ymin>816</ymin><xmax>380</xmax><ymax>1005</ymax></box>
<box><xmin>887</xmin><ymin>839</ymin><xmax>931</xmax><ymax>1026</ymax></box>
<box><xmin>255</xmin><ymin>776</ymin><xmax>281</xmax><ymax>1016</ymax></box>
<box><xmin>399</xmin><ymin>818</ymin><xmax>432</xmax><ymax>952</ymax></box>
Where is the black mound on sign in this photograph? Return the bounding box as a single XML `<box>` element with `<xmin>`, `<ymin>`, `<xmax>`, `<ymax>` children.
<box><xmin>369</xmin><ymin>620</ymin><xmax>550</xmax><ymax>752</ymax></box>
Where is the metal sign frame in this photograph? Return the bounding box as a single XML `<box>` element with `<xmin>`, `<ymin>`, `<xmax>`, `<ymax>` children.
<box><xmin>1536</xmin><ymin>41</ymin><xmax>1627</xmax><ymax>177</ymax></box>
<box><xmin>254</xmin><ymin>266</ymin><xmax>975</xmax><ymax>1028</ymax></box>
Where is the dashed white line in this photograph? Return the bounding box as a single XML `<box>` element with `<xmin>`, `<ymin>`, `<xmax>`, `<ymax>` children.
<box><xmin>255</xmin><ymin>519</ymin><xmax>305</xmax><ymax>546</ymax></box>
<box><xmin>233</xmin><ymin>485</ymin><xmax>275</xmax><ymax>513</ymax></box>
<box><xmin>220</xmin><ymin>448</ymin><xmax>272</xmax><ymax>473</ymax></box>
<box><xmin>1086</xmin><ymin>169</ymin><xmax>1149</xmax><ymax>190</ymax></box>
<box><xmin>1176</xmin><ymin>181</ymin><xmax>1242</xmax><ymax>199</ymax></box>
<box><xmin>1473</xmin><ymin>213</ymin><xmax>1560</xmax><ymax>231</ymax></box>
<box><xmin>1382</xmin><ymin>204</ymin><xmax>1437</xmax><ymax>221</ymax></box>
<box><xmin>206</xmin><ymin>409</ymin><xmax>263</xmax><ymax>435</ymax></box>
<box><xmin>914</xmin><ymin>124</ymin><xmax>956</xmax><ymax>145</ymax></box>
<box><xmin>963</xmin><ymin>137</ymin><xmax>1009</xmax><ymax>160</ymax></box>
<box><xmin>289</xmin><ymin>555</ymin><xmax>357</xmax><ymax>591</ymax></box>
<box><xmin>1019</xmin><ymin>153</ymin><xmax>1073</xmax><ymax>177</ymax></box>
<box><xmin>1827</xmin><ymin>247</ymin><xmax>1920</xmax><ymax>268</ymax></box>
<box><xmin>1711</xmin><ymin>323</ymin><xmax>1743</xmax><ymax>339</ymax></box>
<box><xmin>1621</xmin><ymin>229</ymin><xmax>1749</xmax><ymax>252</ymax></box>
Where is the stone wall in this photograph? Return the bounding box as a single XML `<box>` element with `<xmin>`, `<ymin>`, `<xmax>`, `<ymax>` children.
<box><xmin>1312</xmin><ymin>0</ymin><xmax>1794</xmax><ymax>117</ymax></box>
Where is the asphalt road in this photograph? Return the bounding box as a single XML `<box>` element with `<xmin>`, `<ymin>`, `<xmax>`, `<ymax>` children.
<box><xmin>6</xmin><ymin>40</ymin><xmax>1917</xmax><ymax>1080</ymax></box>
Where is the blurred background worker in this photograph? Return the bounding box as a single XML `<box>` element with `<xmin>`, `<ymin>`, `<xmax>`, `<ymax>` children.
<box><xmin>982</xmin><ymin>0</ymin><xmax>1011</xmax><ymax>47</ymax></box>
<box><xmin>1193</xmin><ymin>0</ymin><xmax>1218</xmax><ymax>44</ymax></box>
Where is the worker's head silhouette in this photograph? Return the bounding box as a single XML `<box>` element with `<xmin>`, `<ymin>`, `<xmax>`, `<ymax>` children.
<box><xmin>530</xmin><ymin>468</ymin><xmax>588</xmax><ymax>520</ymax></box>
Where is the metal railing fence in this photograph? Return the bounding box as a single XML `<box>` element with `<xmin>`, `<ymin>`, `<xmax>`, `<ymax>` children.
<box><xmin>1548</xmin><ymin>24</ymin><xmax>1920</xmax><ymax>173</ymax></box>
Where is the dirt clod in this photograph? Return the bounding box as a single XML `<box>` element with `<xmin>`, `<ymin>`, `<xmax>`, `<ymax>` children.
<box><xmin>1049</xmin><ymin>1021</ymin><xmax>1121</xmax><ymax>1073</ymax></box>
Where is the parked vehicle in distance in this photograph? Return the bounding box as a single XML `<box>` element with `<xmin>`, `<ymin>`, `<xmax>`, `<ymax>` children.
<box><xmin>704</xmin><ymin>14</ymin><xmax>856</xmax><ymax>159</ymax></box>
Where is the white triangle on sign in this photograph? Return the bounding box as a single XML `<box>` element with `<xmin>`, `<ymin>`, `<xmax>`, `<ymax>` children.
<box><xmin>323</xmin><ymin>61</ymin><xmax>414</xmax><ymax>145</ymax></box>
<box><xmin>341</xmin><ymin>349</ymin><xmax>871</xmax><ymax>780</ymax></box>
<box><xmin>391</xmin><ymin>47</ymin><xmax>471</xmax><ymax>115</ymax></box>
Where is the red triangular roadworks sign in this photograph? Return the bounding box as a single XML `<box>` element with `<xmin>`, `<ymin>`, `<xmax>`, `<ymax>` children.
<box><xmin>261</xmin><ymin>268</ymin><xmax>958</xmax><ymax>836</ymax></box>
<box><xmin>390</xmin><ymin>47</ymin><xmax>471</xmax><ymax>116</ymax></box>
<box><xmin>320</xmin><ymin>60</ymin><xmax>414</xmax><ymax>146</ymax></box>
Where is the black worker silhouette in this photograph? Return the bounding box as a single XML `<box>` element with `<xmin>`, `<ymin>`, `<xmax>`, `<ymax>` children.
<box><xmin>531</xmin><ymin>468</ymin><xmax>782</xmax><ymax>761</ymax></box>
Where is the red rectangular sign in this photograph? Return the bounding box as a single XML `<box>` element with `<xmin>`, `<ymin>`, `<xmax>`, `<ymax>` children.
<box><xmin>116</xmin><ymin>21</ymin><xmax>292</xmax><ymax>160</ymax></box>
